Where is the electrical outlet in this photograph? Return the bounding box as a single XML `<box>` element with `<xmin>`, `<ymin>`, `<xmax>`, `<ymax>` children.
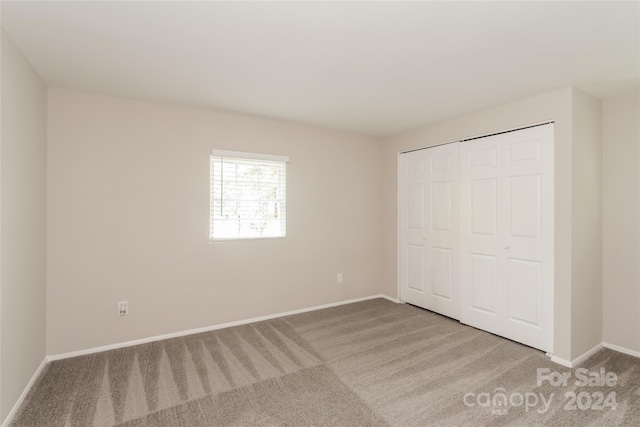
<box><xmin>118</xmin><ymin>301</ymin><xmax>128</xmax><ymax>316</ymax></box>
<box><xmin>337</xmin><ymin>273</ymin><xmax>343</xmax><ymax>284</ymax></box>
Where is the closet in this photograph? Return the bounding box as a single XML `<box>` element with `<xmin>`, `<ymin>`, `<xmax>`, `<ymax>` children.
<box><xmin>399</xmin><ymin>123</ymin><xmax>554</xmax><ymax>352</ymax></box>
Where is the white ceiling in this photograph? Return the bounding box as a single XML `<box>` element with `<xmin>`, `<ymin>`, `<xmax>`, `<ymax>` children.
<box><xmin>2</xmin><ymin>1</ymin><xmax>639</xmax><ymax>137</ymax></box>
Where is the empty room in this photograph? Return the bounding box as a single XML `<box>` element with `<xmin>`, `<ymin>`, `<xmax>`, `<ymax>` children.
<box><xmin>1</xmin><ymin>1</ymin><xmax>639</xmax><ymax>426</ymax></box>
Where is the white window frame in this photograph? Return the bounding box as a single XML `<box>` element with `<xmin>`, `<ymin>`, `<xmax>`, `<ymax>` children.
<box><xmin>210</xmin><ymin>150</ymin><xmax>289</xmax><ymax>242</ymax></box>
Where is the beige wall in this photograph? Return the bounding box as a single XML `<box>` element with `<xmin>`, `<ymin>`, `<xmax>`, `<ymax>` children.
<box><xmin>46</xmin><ymin>88</ymin><xmax>383</xmax><ymax>355</ymax></box>
<box><xmin>0</xmin><ymin>31</ymin><xmax>48</xmax><ymax>421</ymax></box>
<box><xmin>603</xmin><ymin>92</ymin><xmax>640</xmax><ymax>352</ymax></box>
<box><xmin>570</xmin><ymin>88</ymin><xmax>603</xmax><ymax>358</ymax></box>
<box><xmin>381</xmin><ymin>87</ymin><xmax>575</xmax><ymax>361</ymax></box>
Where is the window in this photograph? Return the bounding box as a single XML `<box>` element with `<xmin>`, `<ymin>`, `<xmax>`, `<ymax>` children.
<box><xmin>210</xmin><ymin>150</ymin><xmax>288</xmax><ymax>241</ymax></box>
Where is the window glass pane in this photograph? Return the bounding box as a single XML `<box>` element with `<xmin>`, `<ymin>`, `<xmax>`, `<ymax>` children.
<box><xmin>210</xmin><ymin>154</ymin><xmax>286</xmax><ymax>241</ymax></box>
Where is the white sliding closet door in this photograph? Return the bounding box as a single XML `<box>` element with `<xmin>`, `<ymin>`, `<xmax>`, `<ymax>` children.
<box><xmin>459</xmin><ymin>124</ymin><xmax>554</xmax><ymax>352</ymax></box>
<box><xmin>399</xmin><ymin>143</ymin><xmax>460</xmax><ymax>319</ymax></box>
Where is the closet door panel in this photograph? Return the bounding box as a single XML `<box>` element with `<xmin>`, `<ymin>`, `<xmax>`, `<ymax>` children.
<box><xmin>432</xmin><ymin>181</ymin><xmax>452</xmax><ymax>231</ymax></box>
<box><xmin>460</xmin><ymin>124</ymin><xmax>554</xmax><ymax>352</ymax></box>
<box><xmin>399</xmin><ymin>143</ymin><xmax>460</xmax><ymax>319</ymax></box>
<box><xmin>507</xmin><ymin>258</ymin><xmax>542</xmax><ymax>326</ymax></box>
<box><xmin>460</xmin><ymin>137</ymin><xmax>503</xmax><ymax>335</ymax></box>
<box><xmin>407</xmin><ymin>244</ymin><xmax>426</xmax><ymax>292</ymax></box>
<box><xmin>470</xmin><ymin>179</ymin><xmax>498</xmax><ymax>235</ymax></box>
<box><xmin>399</xmin><ymin>150</ymin><xmax>428</xmax><ymax>307</ymax></box>
<box><xmin>432</xmin><ymin>247</ymin><xmax>453</xmax><ymax>300</ymax></box>
<box><xmin>424</xmin><ymin>143</ymin><xmax>460</xmax><ymax>319</ymax></box>
<box><xmin>508</xmin><ymin>175</ymin><xmax>541</xmax><ymax>239</ymax></box>
<box><xmin>501</xmin><ymin>124</ymin><xmax>554</xmax><ymax>351</ymax></box>
<box><xmin>407</xmin><ymin>183</ymin><xmax>425</xmax><ymax>229</ymax></box>
<box><xmin>470</xmin><ymin>254</ymin><xmax>499</xmax><ymax>314</ymax></box>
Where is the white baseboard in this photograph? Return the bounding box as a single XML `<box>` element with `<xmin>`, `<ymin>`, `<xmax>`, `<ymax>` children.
<box><xmin>380</xmin><ymin>294</ymin><xmax>403</xmax><ymax>303</ymax></box>
<box><xmin>547</xmin><ymin>353</ymin><xmax>572</xmax><ymax>368</ymax></box>
<box><xmin>547</xmin><ymin>342</ymin><xmax>603</xmax><ymax>368</ymax></box>
<box><xmin>603</xmin><ymin>342</ymin><xmax>640</xmax><ymax>358</ymax></box>
<box><xmin>571</xmin><ymin>342</ymin><xmax>604</xmax><ymax>367</ymax></box>
<box><xmin>1</xmin><ymin>357</ymin><xmax>48</xmax><ymax>427</ymax></box>
<box><xmin>48</xmin><ymin>294</ymin><xmax>395</xmax><ymax>361</ymax></box>
<box><xmin>545</xmin><ymin>341</ymin><xmax>640</xmax><ymax>368</ymax></box>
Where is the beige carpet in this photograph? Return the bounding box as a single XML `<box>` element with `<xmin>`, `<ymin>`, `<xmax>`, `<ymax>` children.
<box><xmin>12</xmin><ymin>298</ymin><xmax>640</xmax><ymax>426</ymax></box>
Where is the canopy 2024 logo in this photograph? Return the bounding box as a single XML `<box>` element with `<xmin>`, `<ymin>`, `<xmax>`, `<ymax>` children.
<box><xmin>538</xmin><ymin>367</ymin><xmax>617</xmax><ymax>412</ymax></box>
<box><xmin>463</xmin><ymin>367</ymin><xmax>617</xmax><ymax>416</ymax></box>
